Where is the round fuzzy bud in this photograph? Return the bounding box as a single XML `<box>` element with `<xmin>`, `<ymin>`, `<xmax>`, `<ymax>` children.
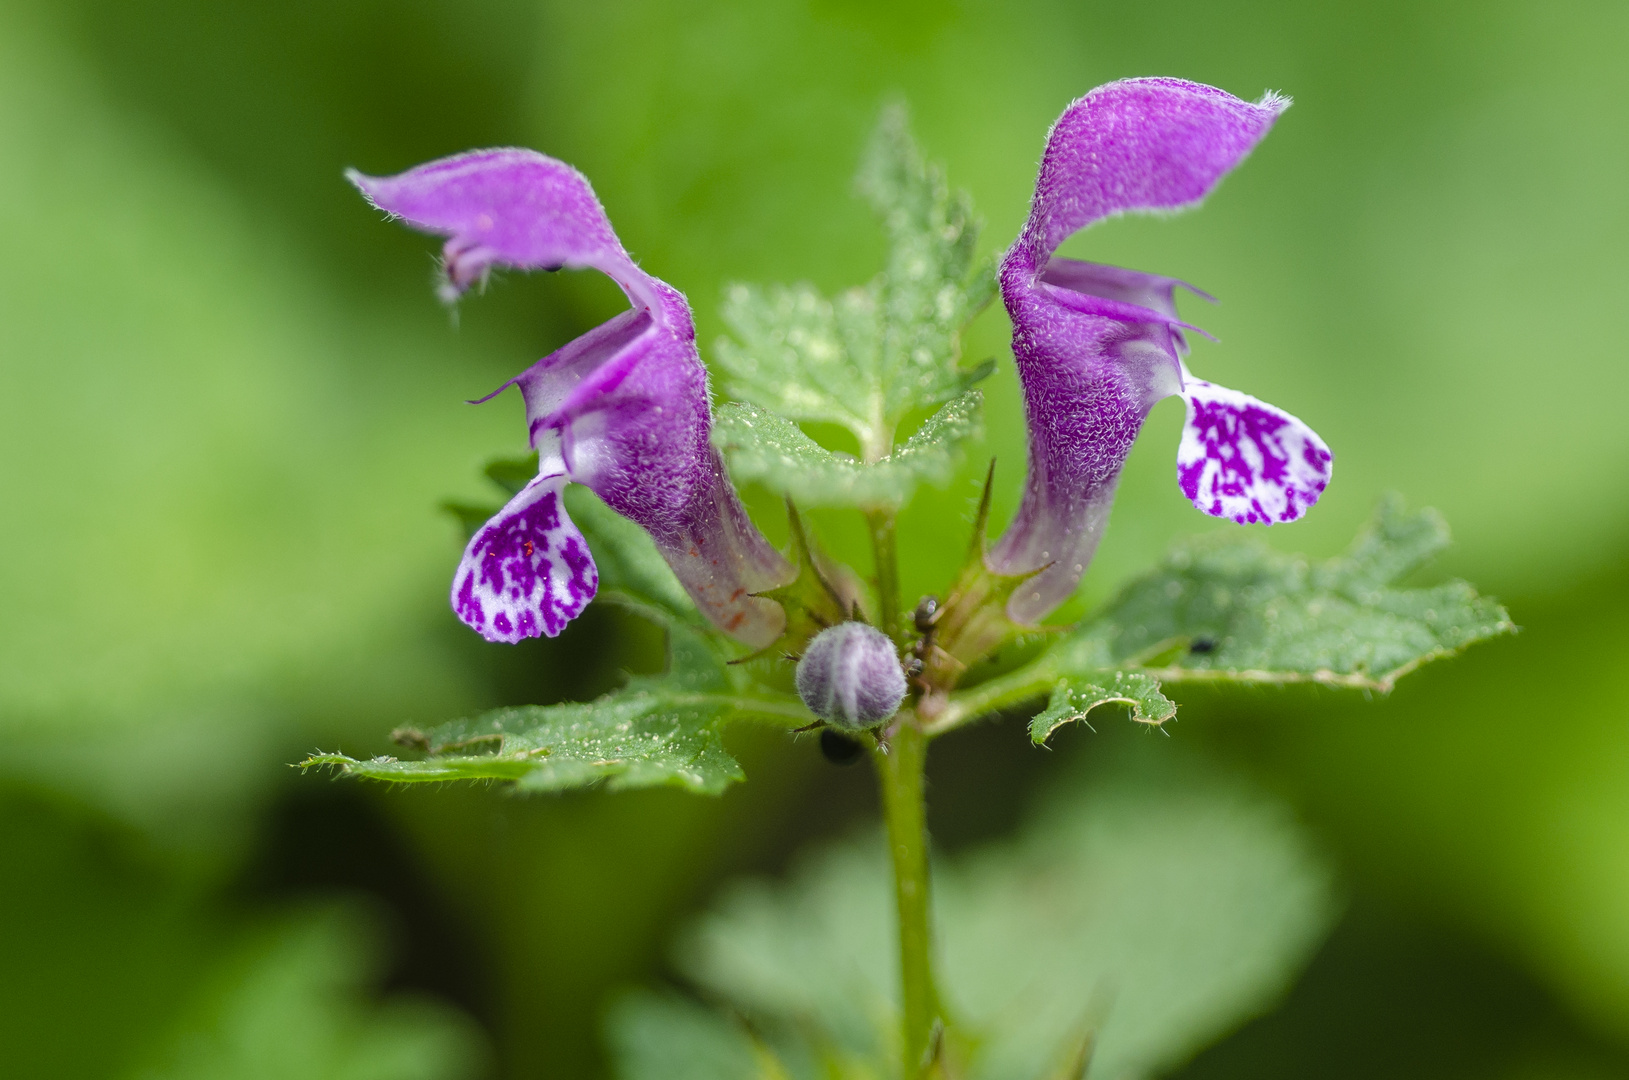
<box><xmin>795</xmin><ymin>622</ymin><xmax>907</xmax><ymax>731</ymax></box>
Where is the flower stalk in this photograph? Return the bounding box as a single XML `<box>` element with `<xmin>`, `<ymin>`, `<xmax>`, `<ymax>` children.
<box><xmin>864</xmin><ymin>486</ymin><xmax>941</xmax><ymax>1077</ymax></box>
<box><xmin>876</xmin><ymin>715</ymin><xmax>939</xmax><ymax>1077</ymax></box>
<box><xmin>863</xmin><ymin>492</ymin><xmax>941</xmax><ymax>1074</ymax></box>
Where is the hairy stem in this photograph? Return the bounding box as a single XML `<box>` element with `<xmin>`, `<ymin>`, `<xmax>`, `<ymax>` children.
<box><xmin>876</xmin><ymin>716</ymin><xmax>939</xmax><ymax>1076</ymax></box>
<box><xmin>867</xmin><ymin>508</ymin><xmax>902</xmax><ymax>640</ymax></box>
<box><xmin>867</xmin><ymin>499</ymin><xmax>938</xmax><ymax>1072</ymax></box>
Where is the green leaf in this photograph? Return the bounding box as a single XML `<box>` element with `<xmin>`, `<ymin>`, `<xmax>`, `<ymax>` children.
<box><xmin>130</xmin><ymin>905</ymin><xmax>486</xmax><ymax>1080</ymax></box>
<box><xmin>303</xmin><ymin>626</ymin><xmax>807</xmax><ymax>794</ymax></box>
<box><xmin>606</xmin><ymin>992</ymin><xmax>789</xmax><ymax>1080</ymax></box>
<box><xmin>668</xmin><ymin>746</ymin><xmax>1336</xmax><ymax>1080</ymax></box>
<box><xmin>854</xmin><ymin>103</ymin><xmax>994</xmax><ymax>424</ymax></box>
<box><xmin>713</xmin><ymin>107</ymin><xmax>993</xmax><ymax>457</ymax></box>
<box><xmin>714</xmin><ymin>390</ymin><xmax>982</xmax><ymax>509</ymax></box>
<box><xmin>1053</xmin><ymin>496</ymin><xmax>1514</xmax><ymax>692</ymax></box>
<box><xmin>1029</xmin><ymin>673</ymin><xmax>1177</xmax><ymax>744</ymax></box>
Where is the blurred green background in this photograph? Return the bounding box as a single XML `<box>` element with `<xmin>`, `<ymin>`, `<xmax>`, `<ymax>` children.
<box><xmin>3</xmin><ymin>0</ymin><xmax>1628</xmax><ymax>1075</ymax></box>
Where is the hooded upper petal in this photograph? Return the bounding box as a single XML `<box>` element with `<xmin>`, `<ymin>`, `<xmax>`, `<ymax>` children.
<box><xmin>1016</xmin><ymin>78</ymin><xmax>1288</xmax><ymax>270</ymax></box>
<box><xmin>353</xmin><ymin>149</ymin><xmax>790</xmax><ymax>646</ymax></box>
<box><xmin>990</xmin><ymin>80</ymin><xmax>1291</xmax><ymax>624</ymax></box>
<box><xmin>347</xmin><ymin>149</ymin><xmax>661</xmax><ymax>309</ymax></box>
<box><xmin>1177</xmin><ymin>370</ymin><xmax>1332</xmax><ymax>524</ymax></box>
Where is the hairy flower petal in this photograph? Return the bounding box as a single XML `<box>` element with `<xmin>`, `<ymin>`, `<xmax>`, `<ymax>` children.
<box><xmin>453</xmin><ymin>472</ymin><xmax>598</xmax><ymax>643</ymax></box>
<box><xmin>991</xmin><ymin>79</ymin><xmax>1300</xmax><ymax>624</ymax></box>
<box><xmin>1018</xmin><ymin>78</ymin><xmax>1288</xmax><ymax>267</ymax></box>
<box><xmin>989</xmin><ymin>278</ymin><xmax>1184</xmax><ymax>625</ymax></box>
<box><xmin>347</xmin><ymin>148</ymin><xmax>660</xmax><ymax>307</ymax></box>
<box><xmin>354</xmin><ymin>148</ymin><xmax>790</xmax><ymax>645</ymax></box>
<box><xmin>1178</xmin><ymin>372</ymin><xmax>1332</xmax><ymax>524</ymax></box>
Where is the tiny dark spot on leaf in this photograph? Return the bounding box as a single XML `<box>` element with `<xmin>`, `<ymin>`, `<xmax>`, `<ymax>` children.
<box><xmin>391</xmin><ymin>727</ymin><xmax>432</xmax><ymax>753</ymax></box>
<box><xmin>1189</xmin><ymin>637</ymin><xmax>1216</xmax><ymax>654</ymax></box>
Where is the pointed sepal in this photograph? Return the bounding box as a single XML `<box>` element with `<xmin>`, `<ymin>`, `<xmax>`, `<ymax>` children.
<box><xmin>742</xmin><ymin>502</ymin><xmax>869</xmax><ymax>664</ymax></box>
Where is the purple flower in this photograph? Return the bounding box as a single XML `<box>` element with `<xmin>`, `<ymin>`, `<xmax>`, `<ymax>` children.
<box><xmin>988</xmin><ymin>79</ymin><xmax>1332</xmax><ymax>624</ymax></box>
<box><xmin>349</xmin><ymin>150</ymin><xmax>790</xmax><ymax>646</ymax></box>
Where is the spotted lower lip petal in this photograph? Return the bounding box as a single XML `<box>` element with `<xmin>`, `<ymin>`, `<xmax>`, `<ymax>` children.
<box><xmin>353</xmin><ymin>149</ymin><xmax>790</xmax><ymax>645</ymax></box>
<box><xmin>452</xmin><ymin>472</ymin><xmax>597</xmax><ymax>642</ymax></box>
<box><xmin>1177</xmin><ymin>371</ymin><xmax>1332</xmax><ymax>525</ymax></box>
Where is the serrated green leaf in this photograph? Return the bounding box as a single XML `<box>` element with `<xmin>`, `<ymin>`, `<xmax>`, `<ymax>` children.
<box><xmin>854</xmin><ymin>103</ymin><xmax>991</xmax><ymax>424</ymax></box>
<box><xmin>713</xmin><ymin>108</ymin><xmax>992</xmax><ymax>457</ymax></box>
<box><xmin>1029</xmin><ymin>673</ymin><xmax>1176</xmax><ymax>744</ymax></box>
<box><xmin>1052</xmin><ymin>497</ymin><xmax>1514</xmax><ymax>692</ymax></box>
<box><xmin>606</xmin><ymin>992</ymin><xmax>776</xmax><ymax>1080</ymax></box>
<box><xmin>669</xmin><ymin>747</ymin><xmax>1335</xmax><ymax>1080</ymax></box>
<box><xmin>303</xmin><ymin>627</ymin><xmax>807</xmax><ymax>794</ymax></box>
<box><xmin>714</xmin><ymin>391</ymin><xmax>982</xmax><ymax>509</ymax></box>
<box><xmin>928</xmin><ymin>499</ymin><xmax>1513</xmax><ymax>736</ymax></box>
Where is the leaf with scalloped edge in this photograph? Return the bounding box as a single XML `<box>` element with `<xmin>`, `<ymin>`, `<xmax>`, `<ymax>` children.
<box><xmin>302</xmin><ymin>626</ymin><xmax>807</xmax><ymax>794</ymax></box>
<box><xmin>605</xmin><ymin>991</ymin><xmax>786</xmax><ymax>1080</ymax></box>
<box><xmin>666</xmin><ymin>746</ymin><xmax>1335</xmax><ymax>1080</ymax></box>
<box><xmin>713</xmin><ymin>106</ymin><xmax>993</xmax><ymax>456</ymax></box>
<box><xmin>714</xmin><ymin>390</ymin><xmax>981</xmax><ymax>509</ymax></box>
<box><xmin>1049</xmin><ymin>496</ymin><xmax>1514</xmax><ymax>693</ymax></box>
<box><xmin>1029</xmin><ymin>673</ymin><xmax>1177</xmax><ymax>744</ymax></box>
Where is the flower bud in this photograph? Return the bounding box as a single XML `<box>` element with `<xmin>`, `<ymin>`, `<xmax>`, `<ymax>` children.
<box><xmin>795</xmin><ymin>622</ymin><xmax>907</xmax><ymax>731</ymax></box>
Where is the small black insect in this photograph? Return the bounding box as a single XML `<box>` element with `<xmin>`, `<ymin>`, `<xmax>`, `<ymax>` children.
<box><xmin>819</xmin><ymin>728</ymin><xmax>865</xmax><ymax>766</ymax></box>
<box><xmin>1189</xmin><ymin>636</ymin><xmax>1217</xmax><ymax>654</ymax></box>
<box><xmin>913</xmin><ymin>595</ymin><xmax>940</xmax><ymax>635</ymax></box>
<box><xmin>908</xmin><ymin>595</ymin><xmax>943</xmax><ymax>691</ymax></box>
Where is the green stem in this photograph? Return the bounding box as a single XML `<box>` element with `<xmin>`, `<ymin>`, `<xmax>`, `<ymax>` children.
<box><xmin>920</xmin><ymin>656</ymin><xmax>1059</xmax><ymax>737</ymax></box>
<box><xmin>867</xmin><ymin>508</ymin><xmax>902</xmax><ymax>641</ymax></box>
<box><xmin>876</xmin><ymin>717</ymin><xmax>938</xmax><ymax>1076</ymax></box>
<box><xmin>864</xmin><ymin>500</ymin><xmax>937</xmax><ymax>1072</ymax></box>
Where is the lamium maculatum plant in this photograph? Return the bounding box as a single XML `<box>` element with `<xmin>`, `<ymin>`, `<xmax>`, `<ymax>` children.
<box><xmin>313</xmin><ymin>79</ymin><xmax>1512</xmax><ymax>1080</ymax></box>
